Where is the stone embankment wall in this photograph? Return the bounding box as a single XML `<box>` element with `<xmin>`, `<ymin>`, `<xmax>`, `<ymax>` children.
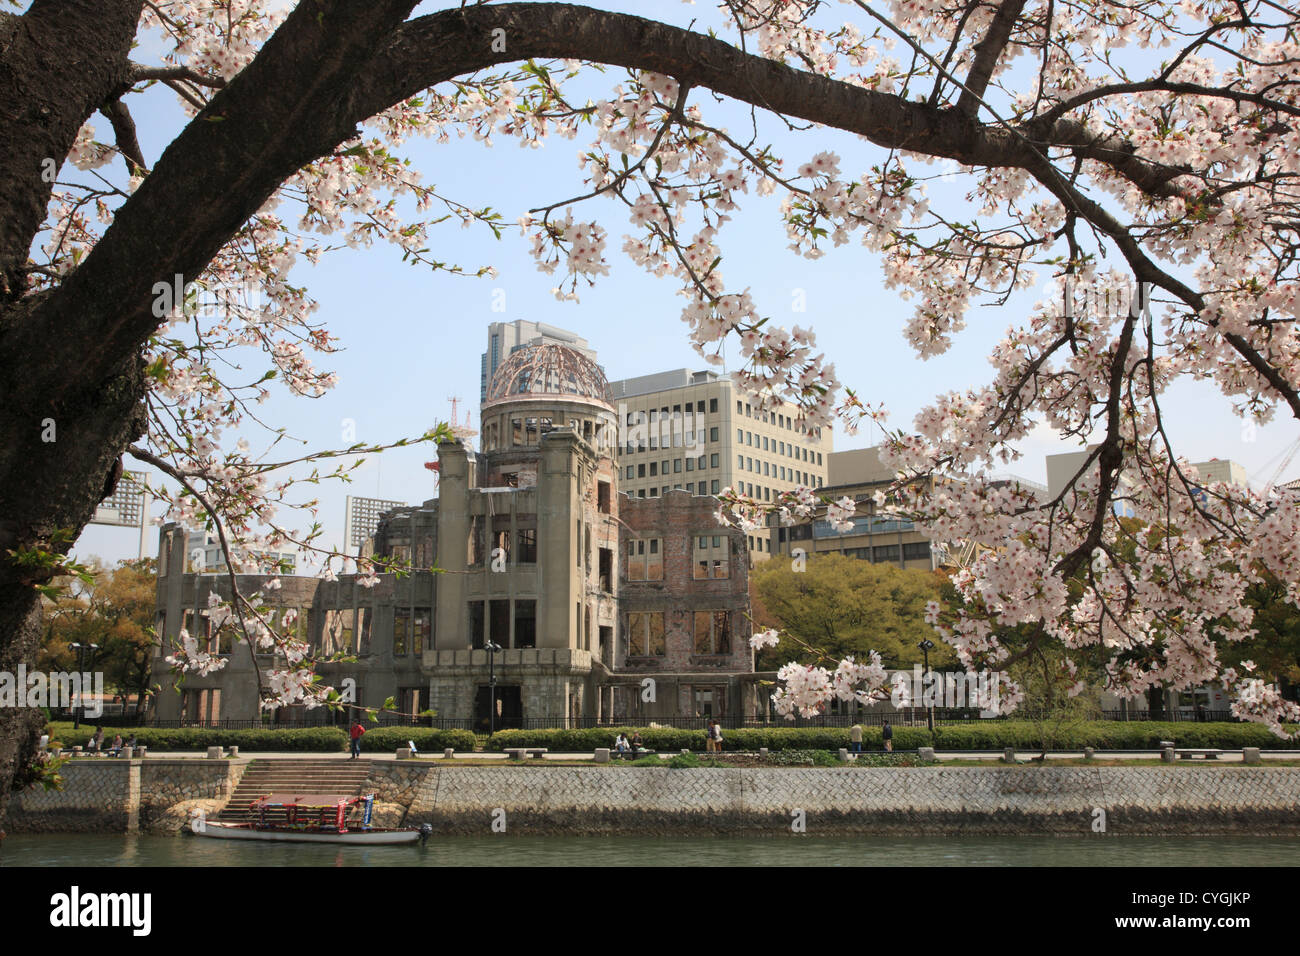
<box><xmin>364</xmin><ymin>764</ymin><xmax>1300</xmax><ymax>835</ymax></box>
<box><xmin>8</xmin><ymin>759</ymin><xmax>244</xmax><ymax>834</ymax></box>
<box><xmin>10</xmin><ymin>761</ymin><xmax>1300</xmax><ymax>835</ymax></box>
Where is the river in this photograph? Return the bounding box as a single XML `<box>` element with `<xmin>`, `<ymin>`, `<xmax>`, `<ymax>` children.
<box><xmin>3</xmin><ymin>833</ymin><xmax>1299</xmax><ymax>866</ymax></box>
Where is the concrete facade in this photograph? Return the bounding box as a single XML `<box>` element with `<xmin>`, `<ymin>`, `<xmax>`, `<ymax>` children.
<box><xmin>771</xmin><ymin>446</ymin><xmax>942</xmax><ymax>572</ymax></box>
<box><xmin>152</xmin><ymin>343</ymin><xmax>753</xmax><ymax>728</ymax></box>
<box><xmin>607</xmin><ymin>368</ymin><xmax>833</xmax><ymax>559</ymax></box>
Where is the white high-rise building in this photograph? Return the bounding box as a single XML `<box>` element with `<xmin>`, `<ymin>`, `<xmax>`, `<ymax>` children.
<box><xmin>607</xmin><ymin>368</ymin><xmax>833</xmax><ymax>559</ymax></box>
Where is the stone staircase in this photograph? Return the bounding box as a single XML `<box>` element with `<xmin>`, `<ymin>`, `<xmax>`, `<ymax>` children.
<box><xmin>217</xmin><ymin>758</ymin><xmax>375</xmax><ymax>823</ymax></box>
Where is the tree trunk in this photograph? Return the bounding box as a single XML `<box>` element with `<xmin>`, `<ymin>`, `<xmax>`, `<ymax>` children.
<box><xmin>0</xmin><ymin>352</ymin><xmax>147</xmax><ymax>825</ymax></box>
<box><xmin>1146</xmin><ymin>685</ymin><xmax>1166</xmax><ymax>721</ymax></box>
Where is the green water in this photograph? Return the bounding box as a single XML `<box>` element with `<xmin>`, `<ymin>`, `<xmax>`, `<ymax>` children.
<box><xmin>3</xmin><ymin>833</ymin><xmax>1298</xmax><ymax>867</ymax></box>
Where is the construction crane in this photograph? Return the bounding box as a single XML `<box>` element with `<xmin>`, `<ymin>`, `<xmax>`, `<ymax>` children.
<box><xmin>446</xmin><ymin>395</ymin><xmax>477</xmax><ymax>442</ymax></box>
<box><xmin>1261</xmin><ymin>436</ymin><xmax>1300</xmax><ymax>495</ymax></box>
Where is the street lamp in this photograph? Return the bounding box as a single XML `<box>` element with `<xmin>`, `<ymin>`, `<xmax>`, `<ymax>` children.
<box><xmin>917</xmin><ymin>639</ymin><xmax>935</xmax><ymax>733</ymax></box>
<box><xmin>485</xmin><ymin>641</ymin><xmax>502</xmax><ymax>735</ymax></box>
<box><xmin>68</xmin><ymin>642</ymin><xmax>99</xmax><ymax>731</ymax></box>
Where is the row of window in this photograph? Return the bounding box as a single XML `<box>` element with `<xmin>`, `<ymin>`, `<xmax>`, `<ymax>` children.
<box><xmin>736</xmin><ymin>429</ymin><xmax>822</xmax><ymax>465</ymax></box>
<box><xmin>626</xmin><ymin>399</ymin><xmax>719</xmax><ymax>425</ymax></box>
<box><xmin>625</xmin><ymin>610</ymin><xmax>733</xmax><ymax>657</ymax></box>
<box><xmin>627</xmin><ymin>480</ymin><xmax>722</xmax><ymax>497</ymax></box>
<box><xmin>468</xmin><ymin>523</ymin><xmax>539</xmax><ymax>566</ymax></box>
<box><xmin>175</xmin><ymin>598</ymin><xmax>742</xmax><ymax>663</ymax></box>
<box><xmin>734</xmin><ymin>479</ymin><xmax>824</xmax><ymax>502</ymax></box>
<box><xmin>468</xmin><ymin>598</ymin><xmax>537</xmax><ymax>649</ymax></box>
<box><xmin>623</xmin><ymin>426</ymin><xmax>717</xmax><ymax>454</ymax></box>
<box><xmin>736</xmin><ymin>399</ymin><xmax>822</xmax><ymax>440</ymax></box>
<box><xmin>628</xmin><ymin>454</ymin><xmax>720</xmax><ymax>479</ymax></box>
<box><xmin>840</xmin><ymin>542</ymin><xmax>933</xmax><ymax>563</ymax></box>
<box><xmin>625</xmin><ymin>537</ymin><xmax>732</xmax><ymax>581</ymax></box>
<box><xmin>737</xmin><ymin>455</ymin><xmax>821</xmax><ymax>486</ymax></box>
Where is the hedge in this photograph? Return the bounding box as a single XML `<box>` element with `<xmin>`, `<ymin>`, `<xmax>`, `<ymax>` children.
<box><xmin>43</xmin><ymin>720</ymin><xmax>1298</xmax><ymax>754</ymax></box>
<box><xmin>930</xmin><ymin>720</ymin><xmax>1300</xmax><ymax>751</ymax></box>
<box><xmin>45</xmin><ymin>722</ymin><xmax>348</xmax><ymax>752</ymax></box>
<box><xmin>486</xmin><ymin>726</ymin><xmax>929</xmax><ymax>752</ymax></box>
<box><xmin>487</xmin><ymin>721</ymin><xmax>1300</xmax><ymax>753</ymax></box>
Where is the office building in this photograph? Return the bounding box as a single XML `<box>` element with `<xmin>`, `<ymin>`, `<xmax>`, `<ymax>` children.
<box><xmin>607</xmin><ymin>368</ymin><xmax>833</xmax><ymax>558</ymax></box>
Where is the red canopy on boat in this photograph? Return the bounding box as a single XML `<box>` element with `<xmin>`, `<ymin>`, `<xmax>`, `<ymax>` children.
<box><xmin>251</xmin><ymin>793</ymin><xmax>360</xmax><ymax>809</ymax></box>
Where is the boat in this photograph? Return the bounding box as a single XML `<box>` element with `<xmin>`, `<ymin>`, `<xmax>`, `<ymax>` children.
<box><xmin>190</xmin><ymin>792</ymin><xmax>431</xmax><ymax>845</ymax></box>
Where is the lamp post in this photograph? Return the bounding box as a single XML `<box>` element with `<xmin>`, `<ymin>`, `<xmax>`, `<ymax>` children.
<box><xmin>917</xmin><ymin>639</ymin><xmax>935</xmax><ymax>733</ymax></box>
<box><xmin>486</xmin><ymin>641</ymin><xmax>501</xmax><ymax>735</ymax></box>
<box><xmin>68</xmin><ymin>642</ymin><xmax>99</xmax><ymax>731</ymax></box>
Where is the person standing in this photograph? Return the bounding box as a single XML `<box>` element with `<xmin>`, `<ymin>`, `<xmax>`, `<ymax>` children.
<box><xmin>882</xmin><ymin>719</ymin><xmax>893</xmax><ymax>753</ymax></box>
<box><xmin>850</xmin><ymin>724</ymin><xmax>863</xmax><ymax>754</ymax></box>
<box><xmin>713</xmin><ymin>721</ymin><xmax>724</xmax><ymax>754</ymax></box>
<box><xmin>349</xmin><ymin>718</ymin><xmax>366</xmax><ymax>759</ymax></box>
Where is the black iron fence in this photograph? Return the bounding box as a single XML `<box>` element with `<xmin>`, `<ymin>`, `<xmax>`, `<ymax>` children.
<box><xmin>1097</xmin><ymin>709</ymin><xmax>1236</xmax><ymax>722</ymax></box>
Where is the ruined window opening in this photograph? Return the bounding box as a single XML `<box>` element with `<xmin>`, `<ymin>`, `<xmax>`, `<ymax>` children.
<box><xmin>490</xmin><ymin>600</ymin><xmax>510</xmax><ymax>647</ymax></box>
<box><xmin>413</xmin><ymin>609</ymin><xmax>430</xmax><ymax>654</ymax></box>
<box><xmin>599</xmin><ymin>547</ymin><xmax>613</xmax><ymax>592</ymax></box>
<box><xmin>469</xmin><ymin>601</ymin><xmax>485</xmax><ymax>649</ymax></box>
<box><xmin>694</xmin><ymin>610</ymin><xmax>732</xmax><ymax>655</ymax></box>
<box><xmin>626</xmin><ymin>612</ymin><xmax>665</xmax><ymax>657</ymax></box>
<box><xmin>493</xmin><ymin>529</ymin><xmax>511</xmax><ymax>562</ymax></box>
<box><xmin>358</xmin><ymin>608</ymin><xmax>373</xmax><ymax>656</ymax></box>
<box><xmin>517</xmin><ymin>527</ymin><xmax>537</xmax><ymax>563</ymax></box>
<box><xmin>514</xmin><ymin>600</ymin><xmax>536</xmax><ymax>649</ymax></box>
<box><xmin>394</xmin><ymin>609</ymin><xmax>409</xmax><ymax>655</ymax></box>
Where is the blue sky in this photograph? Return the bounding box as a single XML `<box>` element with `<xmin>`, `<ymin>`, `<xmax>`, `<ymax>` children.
<box><xmin>71</xmin><ymin>1</ymin><xmax>1300</xmax><ymax>566</ymax></box>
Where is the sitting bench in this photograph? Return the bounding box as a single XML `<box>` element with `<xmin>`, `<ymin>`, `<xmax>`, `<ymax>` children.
<box><xmin>1176</xmin><ymin>748</ymin><xmax>1223</xmax><ymax>760</ymax></box>
<box><xmin>505</xmin><ymin>747</ymin><xmax>549</xmax><ymax>760</ymax></box>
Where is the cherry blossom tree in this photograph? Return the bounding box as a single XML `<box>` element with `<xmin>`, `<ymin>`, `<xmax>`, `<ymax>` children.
<box><xmin>3</xmin><ymin>0</ymin><xmax>1299</xmax><ymax>816</ymax></box>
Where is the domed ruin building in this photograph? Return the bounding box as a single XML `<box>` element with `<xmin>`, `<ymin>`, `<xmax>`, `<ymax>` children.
<box><xmin>152</xmin><ymin>342</ymin><xmax>758</xmax><ymax>729</ymax></box>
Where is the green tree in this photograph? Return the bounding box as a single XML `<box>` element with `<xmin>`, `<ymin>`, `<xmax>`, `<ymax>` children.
<box><xmin>1007</xmin><ymin>642</ymin><xmax>1104</xmax><ymax>759</ymax></box>
<box><xmin>39</xmin><ymin>558</ymin><xmax>156</xmax><ymax>713</ymax></box>
<box><xmin>751</xmin><ymin>553</ymin><xmax>951</xmax><ymax>671</ymax></box>
<box><xmin>1218</xmin><ymin>571</ymin><xmax>1300</xmax><ymax>701</ymax></box>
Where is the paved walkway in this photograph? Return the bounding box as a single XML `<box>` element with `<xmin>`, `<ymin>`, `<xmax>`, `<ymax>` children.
<box><xmin>65</xmin><ymin>749</ymin><xmax>1300</xmax><ymax>763</ymax></box>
